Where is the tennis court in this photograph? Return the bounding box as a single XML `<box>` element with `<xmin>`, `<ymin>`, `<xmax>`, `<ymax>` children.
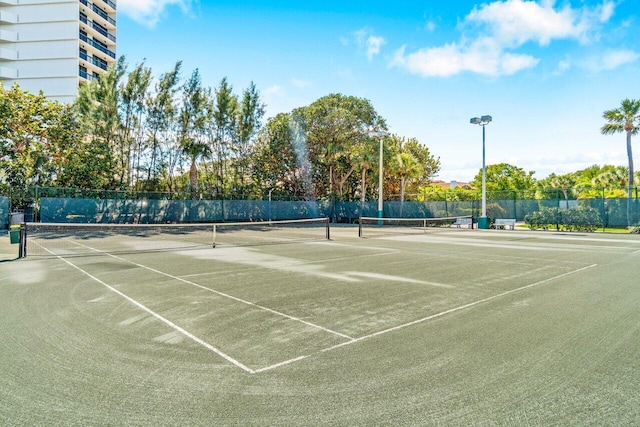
<box><xmin>1</xmin><ymin>223</ymin><xmax>639</xmax><ymax>425</ymax></box>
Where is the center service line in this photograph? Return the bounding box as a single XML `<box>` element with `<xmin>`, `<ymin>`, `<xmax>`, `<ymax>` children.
<box><xmin>72</xmin><ymin>241</ymin><xmax>355</xmax><ymax>341</ymax></box>
<box><xmin>256</xmin><ymin>263</ymin><xmax>598</xmax><ymax>373</ymax></box>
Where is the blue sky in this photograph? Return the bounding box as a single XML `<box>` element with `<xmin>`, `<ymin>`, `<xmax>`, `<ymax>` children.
<box><xmin>117</xmin><ymin>0</ymin><xmax>640</xmax><ymax>182</ymax></box>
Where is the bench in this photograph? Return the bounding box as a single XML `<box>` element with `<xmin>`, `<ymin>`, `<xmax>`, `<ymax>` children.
<box><xmin>494</xmin><ymin>218</ymin><xmax>516</xmax><ymax>230</ymax></box>
<box><xmin>453</xmin><ymin>217</ymin><xmax>473</xmax><ymax>228</ymax></box>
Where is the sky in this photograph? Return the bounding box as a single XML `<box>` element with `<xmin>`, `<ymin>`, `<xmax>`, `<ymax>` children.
<box><xmin>116</xmin><ymin>0</ymin><xmax>640</xmax><ymax>183</ymax></box>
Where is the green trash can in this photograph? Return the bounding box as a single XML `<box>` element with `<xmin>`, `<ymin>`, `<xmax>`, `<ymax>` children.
<box><xmin>9</xmin><ymin>226</ymin><xmax>20</xmax><ymax>244</ymax></box>
<box><xmin>477</xmin><ymin>216</ymin><xmax>490</xmax><ymax>229</ymax></box>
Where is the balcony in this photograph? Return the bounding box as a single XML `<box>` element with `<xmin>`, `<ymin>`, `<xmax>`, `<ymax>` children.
<box><xmin>80</xmin><ymin>32</ymin><xmax>116</xmax><ymax>59</ymax></box>
<box><xmin>80</xmin><ymin>12</ymin><xmax>116</xmax><ymax>44</ymax></box>
<box><xmin>101</xmin><ymin>0</ymin><xmax>116</xmax><ymax>11</ymax></box>
<box><xmin>80</xmin><ymin>0</ymin><xmax>116</xmax><ymax>27</ymax></box>
<box><xmin>79</xmin><ymin>68</ymin><xmax>94</xmax><ymax>81</ymax></box>
<box><xmin>80</xmin><ymin>50</ymin><xmax>108</xmax><ymax>71</ymax></box>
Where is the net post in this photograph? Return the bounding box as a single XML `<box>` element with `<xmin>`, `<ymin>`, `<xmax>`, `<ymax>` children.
<box><xmin>19</xmin><ymin>224</ymin><xmax>26</xmax><ymax>258</ymax></box>
<box><xmin>212</xmin><ymin>224</ymin><xmax>216</xmax><ymax>248</ymax></box>
<box><xmin>325</xmin><ymin>217</ymin><xmax>330</xmax><ymax>240</ymax></box>
<box><xmin>358</xmin><ymin>217</ymin><xmax>362</xmax><ymax>238</ymax></box>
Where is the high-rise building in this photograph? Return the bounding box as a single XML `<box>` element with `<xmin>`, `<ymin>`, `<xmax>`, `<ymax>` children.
<box><xmin>0</xmin><ymin>0</ymin><xmax>117</xmax><ymax>103</ymax></box>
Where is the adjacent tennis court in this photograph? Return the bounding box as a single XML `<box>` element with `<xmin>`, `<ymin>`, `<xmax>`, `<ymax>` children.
<box><xmin>1</xmin><ymin>223</ymin><xmax>639</xmax><ymax>425</ymax></box>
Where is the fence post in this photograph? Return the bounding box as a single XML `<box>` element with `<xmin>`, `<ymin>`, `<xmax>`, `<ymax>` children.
<box><xmin>555</xmin><ymin>189</ymin><xmax>560</xmax><ymax>231</ymax></box>
<box><xmin>444</xmin><ymin>192</ymin><xmax>448</xmax><ymax>217</ymax></box>
<box><xmin>602</xmin><ymin>187</ymin><xmax>606</xmax><ymax>232</ymax></box>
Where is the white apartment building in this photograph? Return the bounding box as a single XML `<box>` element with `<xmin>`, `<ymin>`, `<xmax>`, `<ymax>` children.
<box><xmin>0</xmin><ymin>0</ymin><xmax>116</xmax><ymax>103</ymax></box>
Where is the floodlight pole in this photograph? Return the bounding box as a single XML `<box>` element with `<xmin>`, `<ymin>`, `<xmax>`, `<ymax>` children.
<box><xmin>369</xmin><ymin>130</ymin><xmax>389</xmax><ymax>221</ymax></box>
<box><xmin>470</xmin><ymin>115</ymin><xmax>492</xmax><ymax>229</ymax></box>
<box><xmin>378</xmin><ymin>135</ymin><xmax>384</xmax><ymax>220</ymax></box>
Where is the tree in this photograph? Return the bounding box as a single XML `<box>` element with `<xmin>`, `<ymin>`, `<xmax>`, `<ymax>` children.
<box><xmin>144</xmin><ymin>61</ymin><xmax>182</xmax><ymax>190</ymax></box>
<box><xmin>401</xmin><ymin>137</ymin><xmax>441</xmax><ymax>189</ymax></box>
<box><xmin>233</xmin><ymin>82</ymin><xmax>265</xmax><ymax>192</ymax></box>
<box><xmin>119</xmin><ymin>61</ymin><xmax>152</xmax><ymax>185</ymax></box>
<box><xmin>353</xmin><ymin>147</ymin><xmax>377</xmax><ymax>202</ymax></box>
<box><xmin>601</xmin><ymin>99</ymin><xmax>640</xmax><ymax>226</ymax></box>
<box><xmin>541</xmin><ymin>172</ymin><xmax>576</xmax><ymax>200</ymax></box>
<box><xmin>472</xmin><ymin>163</ymin><xmax>536</xmax><ymax>193</ymax></box>
<box><xmin>178</xmin><ymin>69</ymin><xmax>210</xmax><ymax>198</ymax></box>
<box><xmin>75</xmin><ymin>56</ymin><xmax>126</xmax><ymax>188</ymax></box>
<box><xmin>294</xmin><ymin>94</ymin><xmax>386</xmax><ymax>199</ymax></box>
<box><xmin>1</xmin><ymin>83</ymin><xmax>105</xmax><ymax>191</ymax></box>
<box><xmin>393</xmin><ymin>152</ymin><xmax>423</xmax><ymax>203</ymax></box>
<box><xmin>385</xmin><ymin>136</ymin><xmax>440</xmax><ymax>198</ymax></box>
<box><xmin>249</xmin><ymin>113</ymin><xmax>307</xmax><ymax>197</ymax></box>
<box><xmin>210</xmin><ymin>77</ymin><xmax>239</xmax><ymax>194</ymax></box>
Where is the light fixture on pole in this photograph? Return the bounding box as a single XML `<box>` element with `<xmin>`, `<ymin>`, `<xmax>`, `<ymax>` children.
<box><xmin>470</xmin><ymin>115</ymin><xmax>492</xmax><ymax>229</ymax></box>
<box><xmin>369</xmin><ymin>130</ymin><xmax>390</xmax><ymax>221</ymax></box>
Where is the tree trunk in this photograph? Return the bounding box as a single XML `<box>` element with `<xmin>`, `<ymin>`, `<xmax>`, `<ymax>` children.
<box><xmin>190</xmin><ymin>159</ymin><xmax>198</xmax><ymax>199</ymax></box>
<box><xmin>360</xmin><ymin>167</ymin><xmax>368</xmax><ymax>203</ymax></box>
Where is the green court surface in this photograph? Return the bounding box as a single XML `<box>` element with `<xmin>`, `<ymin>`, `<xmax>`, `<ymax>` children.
<box><xmin>1</xmin><ymin>226</ymin><xmax>639</xmax><ymax>425</ymax></box>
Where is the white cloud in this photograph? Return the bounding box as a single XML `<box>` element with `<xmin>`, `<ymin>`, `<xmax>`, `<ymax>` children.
<box><xmin>425</xmin><ymin>21</ymin><xmax>437</xmax><ymax>33</ymax></box>
<box><xmin>291</xmin><ymin>78</ymin><xmax>311</xmax><ymax>89</ymax></box>
<box><xmin>602</xmin><ymin>49</ymin><xmax>640</xmax><ymax>69</ymax></box>
<box><xmin>598</xmin><ymin>1</ymin><xmax>616</xmax><ymax>22</ymax></box>
<box><xmin>585</xmin><ymin>49</ymin><xmax>640</xmax><ymax>71</ymax></box>
<box><xmin>465</xmin><ymin>0</ymin><xmax>588</xmax><ymax>46</ymax></box>
<box><xmin>391</xmin><ymin>38</ymin><xmax>538</xmax><ymax>77</ymax></box>
<box><xmin>263</xmin><ymin>85</ymin><xmax>283</xmax><ymax>98</ymax></box>
<box><xmin>366</xmin><ymin>36</ymin><xmax>386</xmax><ymax>61</ymax></box>
<box><xmin>392</xmin><ymin>0</ymin><xmax>616</xmax><ymax>78</ymax></box>
<box><xmin>554</xmin><ymin>56</ymin><xmax>572</xmax><ymax>75</ymax></box>
<box><xmin>119</xmin><ymin>0</ymin><xmax>193</xmax><ymax>28</ymax></box>
<box><xmin>353</xmin><ymin>28</ymin><xmax>386</xmax><ymax>61</ymax></box>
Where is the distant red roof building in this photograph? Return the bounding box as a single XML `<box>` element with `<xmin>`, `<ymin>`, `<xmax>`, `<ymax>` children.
<box><xmin>431</xmin><ymin>180</ymin><xmax>473</xmax><ymax>189</ymax></box>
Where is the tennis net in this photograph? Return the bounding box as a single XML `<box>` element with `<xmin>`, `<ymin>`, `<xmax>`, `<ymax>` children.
<box><xmin>358</xmin><ymin>215</ymin><xmax>473</xmax><ymax>238</ymax></box>
<box><xmin>24</xmin><ymin>217</ymin><xmax>330</xmax><ymax>257</ymax></box>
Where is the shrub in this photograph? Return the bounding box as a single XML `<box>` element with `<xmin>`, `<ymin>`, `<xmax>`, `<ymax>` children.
<box><xmin>524</xmin><ymin>206</ymin><xmax>601</xmax><ymax>232</ymax></box>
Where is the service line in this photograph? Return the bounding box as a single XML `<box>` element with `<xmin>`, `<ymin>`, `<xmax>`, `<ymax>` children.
<box><xmin>256</xmin><ymin>263</ymin><xmax>598</xmax><ymax>373</ymax></box>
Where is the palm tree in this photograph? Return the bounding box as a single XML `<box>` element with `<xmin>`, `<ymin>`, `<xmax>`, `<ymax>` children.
<box><xmin>357</xmin><ymin>150</ymin><xmax>376</xmax><ymax>203</ymax></box>
<box><xmin>393</xmin><ymin>152</ymin><xmax>423</xmax><ymax>203</ymax></box>
<box><xmin>601</xmin><ymin>99</ymin><xmax>640</xmax><ymax>227</ymax></box>
<box><xmin>179</xmin><ymin>69</ymin><xmax>209</xmax><ymax>199</ymax></box>
<box><xmin>182</xmin><ymin>137</ymin><xmax>211</xmax><ymax>198</ymax></box>
<box><xmin>548</xmin><ymin>173</ymin><xmax>575</xmax><ymax>202</ymax></box>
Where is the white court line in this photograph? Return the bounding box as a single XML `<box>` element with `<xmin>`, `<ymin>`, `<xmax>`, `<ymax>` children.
<box><xmin>31</xmin><ymin>241</ymin><xmax>256</xmax><ymax>374</ymax></box>
<box><xmin>71</xmin><ymin>241</ymin><xmax>355</xmax><ymax>341</ymax></box>
<box><xmin>255</xmin><ymin>263</ymin><xmax>598</xmax><ymax>373</ymax></box>
<box><xmin>254</xmin><ymin>355</ymin><xmax>311</xmax><ymax>373</ymax></box>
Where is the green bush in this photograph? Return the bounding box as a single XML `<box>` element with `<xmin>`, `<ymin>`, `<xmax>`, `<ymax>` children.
<box><xmin>524</xmin><ymin>206</ymin><xmax>601</xmax><ymax>232</ymax></box>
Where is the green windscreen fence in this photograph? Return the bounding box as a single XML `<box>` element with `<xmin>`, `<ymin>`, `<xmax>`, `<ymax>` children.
<box><xmin>21</xmin><ymin>195</ymin><xmax>640</xmax><ymax>228</ymax></box>
<box><xmin>39</xmin><ymin>198</ymin><xmax>327</xmax><ymax>223</ymax></box>
<box><xmin>0</xmin><ymin>197</ymin><xmax>9</xmax><ymax>229</ymax></box>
